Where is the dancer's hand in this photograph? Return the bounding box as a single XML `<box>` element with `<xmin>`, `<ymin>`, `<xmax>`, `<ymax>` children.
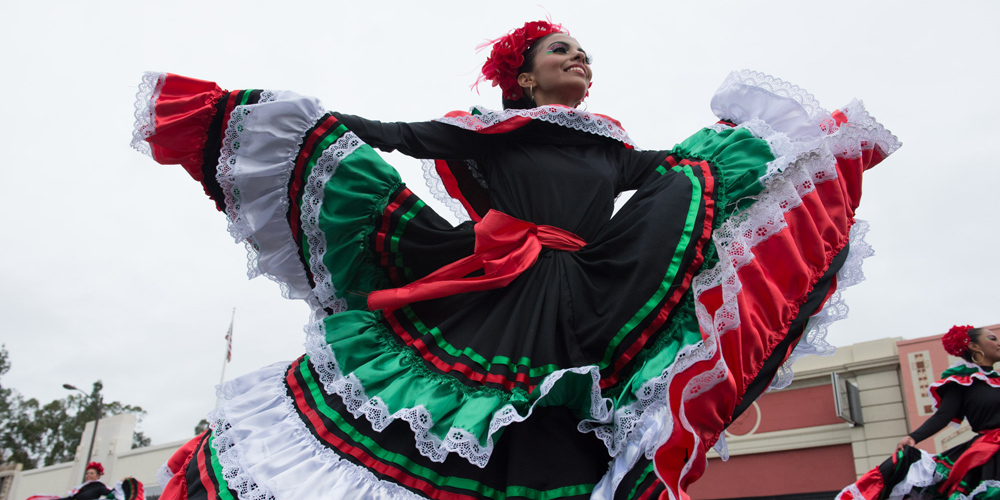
<box><xmin>896</xmin><ymin>435</ymin><xmax>915</xmax><ymax>451</ymax></box>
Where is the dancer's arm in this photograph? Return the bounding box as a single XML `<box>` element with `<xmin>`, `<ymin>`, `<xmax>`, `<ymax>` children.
<box><xmin>333</xmin><ymin>113</ymin><xmax>491</xmax><ymax>160</ymax></box>
<box><xmin>899</xmin><ymin>386</ymin><xmax>962</xmax><ymax>449</ymax></box>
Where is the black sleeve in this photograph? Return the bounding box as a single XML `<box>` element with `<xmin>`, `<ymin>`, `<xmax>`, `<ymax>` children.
<box><xmin>618</xmin><ymin>148</ymin><xmax>672</xmax><ymax>192</ymax></box>
<box><xmin>909</xmin><ymin>385</ymin><xmax>964</xmax><ymax>443</ymax></box>
<box><xmin>332</xmin><ymin>112</ymin><xmax>492</xmax><ymax>160</ymax></box>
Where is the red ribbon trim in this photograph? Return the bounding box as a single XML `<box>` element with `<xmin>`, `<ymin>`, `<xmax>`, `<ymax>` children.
<box><xmin>368</xmin><ymin>210</ymin><xmax>586</xmax><ymax>312</ymax></box>
<box><xmin>941</xmin><ymin>428</ymin><xmax>1000</xmax><ymax>494</ymax></box>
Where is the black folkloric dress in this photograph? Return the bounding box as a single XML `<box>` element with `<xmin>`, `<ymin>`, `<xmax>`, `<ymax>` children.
<box><xmin>132</xmin><ymin>70</ymin><xmax>898</xmax><ymax>500</ymax></box>
<box><xmin>838</xmin><ymin>362</ymin><xmax>1000</xmax><ymax>500</ymax></box>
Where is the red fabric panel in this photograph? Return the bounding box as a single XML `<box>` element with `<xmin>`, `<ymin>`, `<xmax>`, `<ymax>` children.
<box><xmin>368</xmin><ymin>210</ymin><xmax>585</xmax><ymax>312</ymax></box>
<box><xmin>147</xmin><ymin>74</ymin><xmax>227</xmax><ymax>181</ymax></box>
<box><xmin>655</xmin><ymin>149</ymin><xmax>867</xmax><ymax>500</ymax></box>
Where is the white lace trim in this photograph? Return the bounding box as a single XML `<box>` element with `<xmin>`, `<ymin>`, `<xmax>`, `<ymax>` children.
<box><xmin>299</xmin><ymin>133</ymin><xmax>361</xmax><ymax>313</ymax></box>
<box><xmin>130</xmin><ymin>71</ymin><xmax>166</xmax><ymax>158</ymax></box>
<box><xmin>155</xmin><ymin>461</ymin><xmax>173</xmax><ymax>490</ymax></box>
<box><xmin>208</xmin><ymin>364</ymin><xmax>447</xmax><ymax>500</ymax></box>
<box><xmin>836</xmin><ymin>483</ymin><xmax>865</xmax><ymax>500</ymax></box>
<box><xmin>929</xmin><ymin>361</ymin><xmax>1000</xmax><ymax>411</ymax></box>
<box><xmin>303</xmin><ymin>317</ymin><xmax>612</xmax><ymax>468</ymax></box>
<box><xmin>834</xmin><ymin>99</ymin><xmax>902</xmax><ymax>158</ymax></box>
<box><xmin>110</xmin><ymin>482</ymin><xmax>125</xmax><ymax>500</ymax></box>
<box><xmin>435</xmin><ymin>105</ymin><xmax>636</xmax><ymax>148</ymax></box>
<box><xmin>717</xmin><ymin>70</ymin><xmax>828</xmax><ymax>123</ymax></box>
<box><xmin>767</xmin><ymin>220</ymin><xmax>872</xmax><ymax>391</ymax></box>
<box><xmin>214</xmin><ymin>92</ymin><xmax>344</xmax><ymax>316</ymax></box>
<box><xmin>578</xmin><ymin>108</ymin><xmax>844</xmax><ymax>463</ymax></box>
<box><xmin>832</xmin><ymin>448</ymin><xmax>943</xmax><ymax>500</ymax></box>
<box><xmin>421</xmin><ymin>159</ymin><xmax>474</xmax><ymax>223</ymax></box>
<box><xmin>956</xmin><ymin>480</ymin><xmax>1000</xmax><ymax>500</ymax></box>
<box><xmin>599</xmin><ymin>84</ymin><xmax>896</xmax><ymax>496</ymax></box>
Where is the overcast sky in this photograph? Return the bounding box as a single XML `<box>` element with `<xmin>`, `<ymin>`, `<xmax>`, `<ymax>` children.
<box><xmin>2</xmin><ymin>1</ymin><xmax>998</xmax><ymax>448</ymax></box>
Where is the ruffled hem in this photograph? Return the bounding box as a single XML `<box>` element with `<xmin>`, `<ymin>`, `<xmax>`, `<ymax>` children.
<box><xmin>930</xmin><ymin>361</ymin><xmax>1000</xmax><ymax>411</ymax></box>
<box><xmin>304</xmin><ymin>311</ymin><xmax>613</xmax><ymax>468</ymax></box>
<box><xmin>133</xmin><ymin>70</ymin><xmax>897</xmax><ymax>500</ymax></box>
<box><xmin>208</xmin><ymin>362</ymin><xmax>429</xmax><ymax>500</ymax></box>
<box><xmin>651</xmin><ymin>71</ymin><xmax>898</xmax><ymax>499</ymax></box>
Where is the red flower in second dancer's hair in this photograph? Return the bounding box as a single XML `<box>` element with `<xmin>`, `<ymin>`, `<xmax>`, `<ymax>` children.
<box><xmin>942</xmin><ymin>325</ymin><xmax>974</xmax><ymax>357</ymax></box>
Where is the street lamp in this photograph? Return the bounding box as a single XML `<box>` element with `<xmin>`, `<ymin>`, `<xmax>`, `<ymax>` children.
<box><xmin>63</xmin><ymin>383</ymin><xmax>103</xmax><ymax>483</ymax></box>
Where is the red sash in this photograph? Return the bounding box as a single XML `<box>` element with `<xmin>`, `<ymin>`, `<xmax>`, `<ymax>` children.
<box><xmin>940</xmin><ymin>428</ymin><xmax>1000</xmax><ymax>494</ymax></box>
<box><xmin>367</xmin><ymin>210</ymin><xmax>586</xmax><ymax>313</ymax></box>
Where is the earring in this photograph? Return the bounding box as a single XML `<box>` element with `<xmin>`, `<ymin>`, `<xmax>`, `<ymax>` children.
<box><xmin>578</xmin><ymin>100</ymin><xmax>588</xmax><ymax>111</ymax></box>
<box><xmin>529</xmin><ymin>84</ymin><xmax>534</xmax><ymax>101</ymax></box>
<box><xmin>973</xmin><ymin>350</ymin><xmax>986</xmax><ymax>365</ymax></box>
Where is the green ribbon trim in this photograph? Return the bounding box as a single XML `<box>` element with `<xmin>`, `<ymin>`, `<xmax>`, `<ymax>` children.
<box><xmin>297</xmin><ymin>357</ymin><xmax>596</xmax><ymax>499</ymax></box>
<box><xmin>206</xmin><ymin>433</ymin><xmax>238</xmax><ymax>500</ymax></box>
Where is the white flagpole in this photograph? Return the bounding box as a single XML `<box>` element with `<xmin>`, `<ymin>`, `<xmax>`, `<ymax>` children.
<box><xmin>216</xmin><ymin>307</ymin><xmax>235</xmax><ymax>407</ymax></box>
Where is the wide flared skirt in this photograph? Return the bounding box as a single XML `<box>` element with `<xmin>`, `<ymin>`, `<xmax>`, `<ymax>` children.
<box><xmin>134</xmin><ymin>70</ymin><xmax>899</xmax><ymax>500</ymax></box>
<box><xmin>838</xmin><ymin>439</ymin><xmax>1000</xmax><ymax>500</ymax></box>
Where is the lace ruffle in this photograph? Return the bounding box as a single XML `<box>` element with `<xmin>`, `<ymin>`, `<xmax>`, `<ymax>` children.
<box><xmin>304</xmin><ymin>318</ymin><xmax>613</xmax><ymax>468</ymax></box>
<box><xmin>421</xmin><ymin>159</ymin><xmax>473</xmax><ymax>223</ymax></box>
<box><xmin>298</xmin><ymin>132</ymin><xmax>361</xmax><ymax>313</ymax></box>
<box><xmin>436</xmin><ymin>105</ymin><xmax>636</xmax><ymax>148</ymax></box>
<box><xmin>930</xmin><ymin>361</ymin><xmax>1000</xmax><ymax>411</ymax></box>
<box><xmin>214</xmin><ymin>92</ymin><xmax>343</xmax><ymax>316</ymax></box>
<box><xmin>208</xmin><ymin>363</ymin><xmax>453</xmax><ymax>500</ymax></box>
<box><xmin>767</xmin><ymin>220</ymin><xmax>872</xmax><ymax>391</ymax></box>
<box><xmin>130</xmin><ymin>71</ymin><xmax>166</xmax><ymax>158</ymax></box>
<box><xmin>155</xmin><ymin>461</ymin><xmax>173</xmax><ymax>490</ymax></box>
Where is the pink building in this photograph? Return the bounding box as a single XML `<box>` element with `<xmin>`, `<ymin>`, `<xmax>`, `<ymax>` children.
<box><xmin>688</xmin><ymin>324</ymin><xmax>1000</xmax><ymax>500</ymax></box>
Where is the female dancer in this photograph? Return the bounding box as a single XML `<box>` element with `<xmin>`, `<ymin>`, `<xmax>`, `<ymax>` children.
<box><xmin>838</xmin><ymin>326</ymin><xmax>1000</xmax><ymax>500</ymax></box>
<box><xmin>26</xmin><ymin>462</ymin><xmax>144</xmax><ymax>500</ymax></box>
<box><xmin>134</xmin><ymin>20</ymin><xmax>898</xmax><ymax>500</ymax></box>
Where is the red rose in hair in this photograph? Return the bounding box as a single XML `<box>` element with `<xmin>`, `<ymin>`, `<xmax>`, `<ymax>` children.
<box><xmin>942</xmin><ymin>325</ymin><xmax>974</xmax><ymax>357</ymax></box>
<box><xmin>86</xmin><ymin>461</ymin><xmax>104</xmax><ymax>476</ymax></box>
<box><xmin>475</xmin><ymin>20</ymin><xmax>567</xmax><ymax>101</ymax></box>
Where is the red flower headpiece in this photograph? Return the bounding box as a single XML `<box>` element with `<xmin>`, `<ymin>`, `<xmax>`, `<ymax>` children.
<box><xmin>86</xmin><ymin>461</ymin><xmax>104</xmax><ymax>476</ymax></box>
<box><xmin>475</xmin><ymin>20</ymin><xmax>568</xmax><ymax>101</ymax></box>
<box><xmin>942</xmin><ymin>325</ymin><xmax>975</xmax><ymax>357</ymax></box>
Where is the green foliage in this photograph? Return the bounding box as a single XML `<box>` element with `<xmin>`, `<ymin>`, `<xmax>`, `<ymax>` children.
<box><xmin>0</xmin><ymin>345</ymin><xmax>150</xmax><ymax>469</ymax></box>
<box><xmin>194</xmin><ymin>418</ymin><xmax>210</xmax><ymax>435</ymax></box>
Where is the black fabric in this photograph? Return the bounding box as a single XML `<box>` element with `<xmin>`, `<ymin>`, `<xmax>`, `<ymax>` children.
<box><xmin>287</xmin><ymin>357</ymin><xmax>618</xmax><ymax>499</ymax></box>
<box><xmin>731</xmin><ymin>245</ymin><xmax>849</xmax><ymax>422</ymax></box>
<box><xmin>59</xmin><ymin>481</ymin><xmax>112</xmax><ymax>500</ymax></box>
<box><xmin>339</xmin><ymin>113</ymin><xmax>715</xmax><ymax>390</ymax></box>
<box><xmin>910</xmin><ymin>380</ymin><xmax>1000</xmax><ymax>442</ymax></box>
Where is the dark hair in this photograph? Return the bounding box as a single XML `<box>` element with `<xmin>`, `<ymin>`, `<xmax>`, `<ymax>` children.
<box><xmin>962</xmin><ymin>328</ymin><xmax>988</xmax><ymax>363</ymax></box>
<box><xmin>501</xmin><ymin>35</ymin><xmax>554</xmax><ymax>110</ymax></box>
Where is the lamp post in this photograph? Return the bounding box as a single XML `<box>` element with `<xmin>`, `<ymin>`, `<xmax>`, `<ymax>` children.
<box><xmin>63</xmin><ymin>383</ymin><xmax>102</xmax><ymax>483</ymax></box>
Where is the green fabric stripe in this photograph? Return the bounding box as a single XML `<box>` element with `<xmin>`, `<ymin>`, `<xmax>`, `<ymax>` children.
<box><xmin>400</xmin><ymin>306</ymin><xmax>563</xmax><ymax>378</ymax></box>
<box><xmin>297</xmin><ymin>357</ymin><xmax>595</xmax><ymax>499</ymax></box>
<box><xmin>205</xmin><ymin>433</ymin><xmax>237</xmax><ymax>500</ymax></box>
<box><xmin>313</xmin><ymin>126</ymin><xmax>403</xmax><ymax>310</ymax></box>
<box><xmin>627</xmin><ymin>461</ymin><xmax>658</xmax><ymax>500</ymax></box>
<box><xmin>671</xmin><ymin>126</ymin><xmax>775</xmax><ymax>218</ymax></box>
<box><xmin>599</xmin><ymin>163</ymin><xmax>702</xmax><ymax>367</ymax></box>
<box><xmin>297</xmin><ymin>123</ymin><xmax>349</xmax><ymax>278</ymax></box>
<box><xmin>390</xmin><ymin>199</ymin><xmax>423</xmax><ymax>282</ymax></box>
<box><xmin>238</xmin><ymin>90</ymin><xmax>256</xmax><ymax>106</ymax></box>
<box><xmin>941</xmin><ymin>364</ymin><xmax>1000</xmax><ymax>378</ymax></box>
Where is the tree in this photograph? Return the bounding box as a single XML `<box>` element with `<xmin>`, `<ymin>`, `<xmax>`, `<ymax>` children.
<box><xmin>0</xmin><ymin>345</ymin><xmax>150</xmax><ymax>469</ymax></box>
<box><xmin>194</xmin><ymin>418</ymin><xmax>210</xmax><ymax>435</ymax></box>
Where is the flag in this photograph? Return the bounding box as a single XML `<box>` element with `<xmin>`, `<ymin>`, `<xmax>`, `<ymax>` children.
<box><xmin>224</xmin><ymin>314</ymin><xmax>234</xmax><ymax>362</ymax></box>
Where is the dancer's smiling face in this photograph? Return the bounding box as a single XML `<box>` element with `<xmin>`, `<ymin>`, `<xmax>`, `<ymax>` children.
<box><xmin>517</xmin><ymin>34</ymin><xmax>592</xmax><ymax>108</ymax></box>
<box><xmin>970</xmin><ymin>329</ymin><xmax>1000</xmax><ymax>366</ymax></box>
<box><xmin>85</xmin><ymin>468</ymin><xmax>101</xmax><ymax>481</ymax></box>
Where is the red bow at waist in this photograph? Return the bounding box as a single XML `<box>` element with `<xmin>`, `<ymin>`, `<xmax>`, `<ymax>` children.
<box><xmin>367</xmin><ymin>210</ymin><xmax>586</xmax><ymax>313</ymax></box>
<box><xmin>940</xmin><ymin>428</ymin><xmax>1000</xmax><ymax>495</ymax></box>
